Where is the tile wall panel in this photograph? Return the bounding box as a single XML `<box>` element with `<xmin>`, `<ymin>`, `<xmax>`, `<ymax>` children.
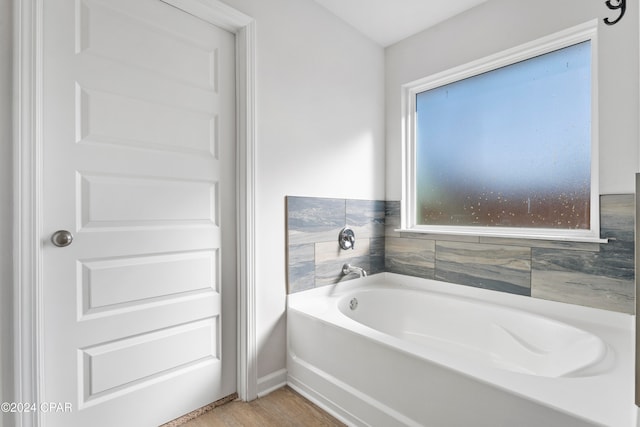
<box><xmin>287</xmin><ymin>197</ymin><xmax>345</xmax><ymax>245</ymax></box>
<box><xmin>435</xmin><ymin>241</ymin><xmax>531</xmax><ymax>296</ymax></box>
<box><xmin>287</xmin><ymin>244</ymin><xmax>315</xmax><ymax>294</ymax></box>
<box><xmin>346</xmin><ymin>199</ymin><xmax>385</xmax><ymax>239</ymax></box>
<box><xmin>286</xmin><ymin>196</ymin><xmax>386</xmax><ymax>292</ymax></box>
<box><xmin>385</xmin><ymin>237</ymin><xmax>435</xmax><ymax>278</ymax></box>
<box><xmin>315</xmin><ymin>240</ymin><xmax>371</xmax><ymax>286</ymax></box>
<box><xmin>531</xmin><ymin>194</ymin><xmax>635</xmax><ymax>313</ymax></box>
<box><xmin>287</xmin><ymin>195</ymin><xmax>635</xmax><ymax>314</ymax></box>
<box><xmin>369</xmin><ymin>237</ymin><xmax>386</xmax><ymax>275</ymax></box>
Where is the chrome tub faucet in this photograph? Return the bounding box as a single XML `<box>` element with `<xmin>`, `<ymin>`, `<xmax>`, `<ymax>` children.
<box><xmin>342</xmin><ymin>263</ymin><xmax>367</xmax><ymax>278</ymax></box>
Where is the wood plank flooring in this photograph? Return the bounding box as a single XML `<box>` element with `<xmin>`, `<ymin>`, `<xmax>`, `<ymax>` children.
<box><xmin>178</xmin><ymin>387</ymin><xmax>346</xmax><ymax>427</ymax></box>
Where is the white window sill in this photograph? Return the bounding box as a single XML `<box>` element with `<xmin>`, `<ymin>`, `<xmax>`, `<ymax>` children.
<box><xmin>394</xmin><ymin>228</ymin><xmax>609</xmax><ymax>244</ymax></box>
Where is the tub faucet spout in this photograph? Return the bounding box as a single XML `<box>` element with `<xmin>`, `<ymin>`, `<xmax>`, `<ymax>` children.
<box><xmin>342</xmin><ymin>263</ymin><xmax>367</xmax><ymax>278</ymax></box>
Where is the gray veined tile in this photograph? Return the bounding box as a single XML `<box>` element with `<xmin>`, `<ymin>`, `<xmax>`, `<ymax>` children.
<box><xmin>346</xmin><ymin>199</ymin><xmax>385</xmax><ymax>239</ymax></box>
<box><xmin>531</xmin><ymin>246</ymin><xmax>634</xmax><ymax>313</ymax></box>
<box><xmin>285</xmin><ymin>193</ymin><xmax>635</xmax><ymax>313</ymax></box>
<box><xmin>288</xmin><ymin>261</ymin><xmax>315</xmax><ymax>294</ymax></box>
<box><xmin>599</xmin><ymin>195</ymin><xmax>634</xmax><ymax>287</ymax></box>
<box><xmin>287</xmin><ymin>244</ymin><xmax>315</xmax><ymax>294</ymax></box>
<box><xmin>600</xmin><ymin>194</ymin><xmax>634</xmax><ymax>238</ymax></box>
<box><xmin>369</xmin><ymin>237</ymin><xmax>385</xmax><ymax>275</ymax></box>
<box><xmin>435</xmin><ymin>241</ymin><xmax>531</xmax><ymax>296</ymax></box>
<box><xmin>385</xmin><ymin>237</ymin><xmax>435</xmax><ymax>279</ymax></box>
<box><xmin>385</xmin><ymin>201</ymin><xmax>401</xmax><ymax>237</ymax></box>
<box><xmin>531</xmin><ymin>269</ymin><xmax>634</xmax><ymax>314</ymax></box>
<box><xmin>288</xmin><ymin>242</ymin><xmax>314</xmax><ymax>265</ymax></box>
<box><xmin>287</xmin><ymin>196</ymin><xmax>345</xmax><ymax>245</ymax></box>
<box><xmin>315</xmin><ymin>239</ymin><xmax>371</xmax><ymax>287</ymax></box>
<box><xmin>315</xmin><ymin>239</ymin><xmax>370</xmax><ymax>264</ymax></box>
<box><xmin>479</xmin><ymin>236</ymin><xmax>600</xmax><ymax>252</ymax></box>
<box><xmin>316</xmin><ymin>255</ymin><xmax>371</xmax><ymax>287</ymax></box>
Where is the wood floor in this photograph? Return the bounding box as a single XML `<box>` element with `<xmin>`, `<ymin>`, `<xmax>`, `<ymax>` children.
<box><xmin>178</xmin><ymin>387</ymin><xmax>346</xmax><ymax>427</ymax></box>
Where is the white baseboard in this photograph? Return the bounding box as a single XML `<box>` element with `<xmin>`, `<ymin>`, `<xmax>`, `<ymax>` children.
<box><xmin>257</xmin><ymin>368</ymin><xmax>287</xmax><ymax>397</ymax></box>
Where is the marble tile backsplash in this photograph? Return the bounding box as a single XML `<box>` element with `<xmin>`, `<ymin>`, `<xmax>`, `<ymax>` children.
<box><xmin>286</xmin><ymin>195</ymin><xmax>635</xmax><ymax>314</ymax></box>
<box><xmin>286</xmin><ymin>197</ymin><xmax>386</xmax><ymax>293</ymax></box>
<box><xmin>530</xmin><ymin>194</ymin><xmax>635</xmax><ymax>313</ymax></box>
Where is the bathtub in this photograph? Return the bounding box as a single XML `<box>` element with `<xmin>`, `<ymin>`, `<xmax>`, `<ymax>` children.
<box><xmin>286</xmin><ymin>273</ymin><xmax>635</xmax><ymax>427</ymax></box>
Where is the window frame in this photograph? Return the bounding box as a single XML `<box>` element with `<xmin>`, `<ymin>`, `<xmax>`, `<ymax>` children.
<box><xmin>400</xmin><ymin>20</ymin><xmax>603</xmax><ymax>242</ymax></box>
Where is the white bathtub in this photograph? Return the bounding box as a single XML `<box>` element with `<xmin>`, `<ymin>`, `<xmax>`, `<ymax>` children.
<box><xmin>286</xmin><ymin>273</ymin><xmax>635</xmax><ymax>427</ymax></box>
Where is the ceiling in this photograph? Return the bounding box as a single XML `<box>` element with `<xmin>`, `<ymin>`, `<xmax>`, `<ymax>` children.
<box><xmin>314</xmin><ymin>0</ymin><xmax>488</xmax><ymax>47</ymax></box>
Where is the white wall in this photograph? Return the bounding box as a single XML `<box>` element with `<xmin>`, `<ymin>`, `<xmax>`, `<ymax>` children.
<box><xmin>0</xmin><ymin>0</ymin><xmax>11</xmax><ymax>425</ymax></box>
<box><xmin>219</xmin><ymin>0</ymin><xmax>386</xmax><ymax>386</ymax></box>
<box><xmin>386</xmin><ymin>0</ymin><xmax>639</xmax><ymax>200</ymax></box>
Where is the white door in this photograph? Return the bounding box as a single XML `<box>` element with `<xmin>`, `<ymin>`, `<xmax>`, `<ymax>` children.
<box><xmin>41</xmin><ymin>0</ymin><xmax>236</xmax><ymax>425</ymax></box>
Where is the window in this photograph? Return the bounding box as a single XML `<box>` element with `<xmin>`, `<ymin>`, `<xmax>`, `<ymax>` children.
<box><xmin>402</xmin><ymin>21</ymin><xmax>601</xmax><ymax>242</ymax></box>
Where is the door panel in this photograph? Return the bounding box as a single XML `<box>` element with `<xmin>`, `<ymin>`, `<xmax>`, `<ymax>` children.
<box><xmin>42</xmin><ymin>0</ymin><xmax>236</xmax><ymax>425</ymax></box>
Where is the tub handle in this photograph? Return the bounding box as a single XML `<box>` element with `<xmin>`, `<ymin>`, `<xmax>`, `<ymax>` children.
<box><xmin>339</xmin><ymin>227</ymin><xmax>355</xmax><ymax>250</ymax></box>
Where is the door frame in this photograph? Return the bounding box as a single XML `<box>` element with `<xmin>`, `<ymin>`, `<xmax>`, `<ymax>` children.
<box><xmin>12</xmin><ymin>1</ymin><xmax>257</xmax><ymax>425</ymax></box>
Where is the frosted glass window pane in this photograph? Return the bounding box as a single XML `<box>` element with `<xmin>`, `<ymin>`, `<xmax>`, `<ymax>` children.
<box><xmin>415</xmin><ymin>41</ymin><xmax>591</xmax><ymax>229</ymax></box>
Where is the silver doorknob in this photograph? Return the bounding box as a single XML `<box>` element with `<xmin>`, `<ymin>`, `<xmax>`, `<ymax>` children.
<box><xmin>51</xmin><ymin>230</ymin><xmax>73</xmax><ymax>247</ymax></box>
